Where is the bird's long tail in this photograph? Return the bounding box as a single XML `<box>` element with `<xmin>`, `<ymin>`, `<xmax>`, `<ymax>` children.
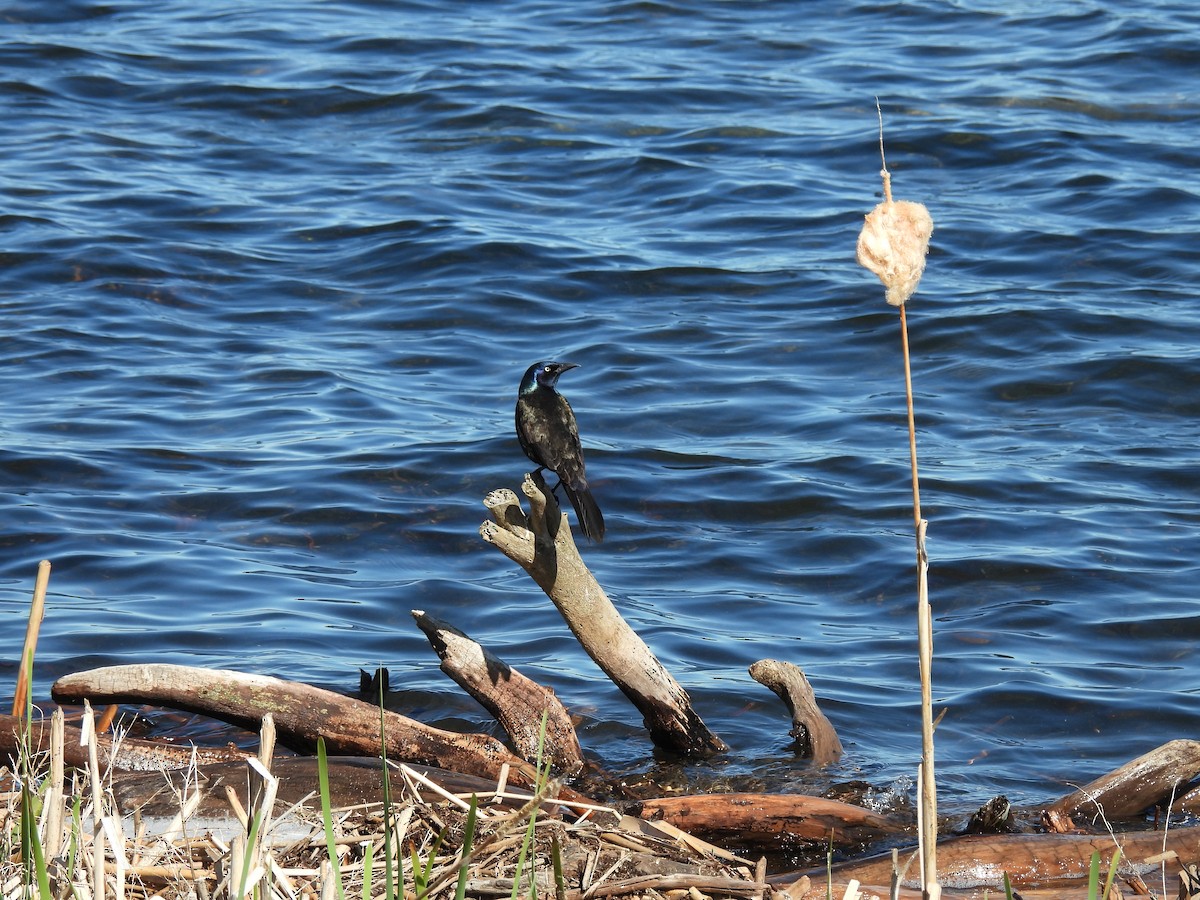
<box><xmin>564</xmin><ymin>481</ymin><xmax>605</xmax><ymax>542</ymax></box>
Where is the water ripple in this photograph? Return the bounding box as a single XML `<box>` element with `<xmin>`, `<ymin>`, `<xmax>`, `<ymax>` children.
<box><xmin>0</xmin><ymin>0</ymin><xmax>1197</xmax><ymax>811</ymax></box>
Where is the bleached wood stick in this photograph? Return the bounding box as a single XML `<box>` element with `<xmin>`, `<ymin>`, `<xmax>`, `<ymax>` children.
<box><xmin>480</xmin><ymin>472</ymin><xmax>726</xmax><ymax>757</ymax></box>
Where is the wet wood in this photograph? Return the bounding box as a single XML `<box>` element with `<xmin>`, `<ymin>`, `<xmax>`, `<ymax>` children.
<box><xmin>480</xmin><ymin>472</ymin><xmax>727</xmax><ymax>758</ymax></box>
<box><xmin>1042</xmin><ymin>738</ymin><xmax>1200</xmax><ymax>831</ymax></box>
<box><xmin>777</xmin><ymin>825</ymin><xmax>1200</xmax><ymax>896</ymax></box>
<box><xmin>785</xmin><ymin>879</ymin><xmax>1179</xmax><ymax>900</ymax></box>
<box><xmin>412</xmin><ymin>608</ymin><xmax>584</xmax><ymax>775</ymax></box>
<box><xmin>635</xmin><ymin>793</ymin><xmax>904</xmax><ymax>848</ymax></box>
<box><xmin>105</xmin><ymin>755</ymin><xmax>547</xmax><ymax>823</ymax></box>
<box><xmin>0</xmin><ymin>711</ymin><xmax>250</xmax><ymax>772</ymax></box>
<box><xmin>1175</xmin><ymin>781</ymin><xmax>1200</xmax><ymax>815</ymax></box>
<box><xmin>51</xmin><ymin>663</ymin><xmax>547</xmax><ymax>788</ymax></box>
<box><xmin>748</xmin><ymin>658</ymin><xmax>842</xmax><ymax>765</ymax></box>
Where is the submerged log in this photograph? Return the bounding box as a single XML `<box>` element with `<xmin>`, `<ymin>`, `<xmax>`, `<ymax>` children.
<box><xmin>480</xmin><ymin>472</ymin><xmax>727</xmax><ymax>758</ymax></box>
<box><xmin>0</xmin><ymin>711</ymin><xmax>250</xmax><ymax>772</ymax></box>
<box><xmin>412</xmin><ymin>608</ymin><xmax>585</xmax><ymax>775</ymax></box>
<box><xmin>51</xmin><ymin>664</ymin><xmax>547</xmax><ymax>789</ymax></box>
<box><xmin>748</xmin><ymin>658</ymin><xmax>842</xmax><ymax>765</ymax></box>
<box><xmin>635</xmin><ymin>793</ymin><xmax>904</xmax><ymax>848</ymax></box>
<box><xmin>1043</xmin><ymin>738</ymin><xmax>1200</xmax><ymax>831</ymax></box>
<box><xmin>105</xmin><ymin>755</ymin><xmax>568</xmax><ymax>825</ymax></box>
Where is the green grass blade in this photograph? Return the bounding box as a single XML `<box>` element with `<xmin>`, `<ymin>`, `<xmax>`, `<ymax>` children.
<box><xmin>237</xmin><ymin>809</ymin><xmax>265</xmax><ymax>900</ymax></box>
<box><xmin>410</xmin><ymin>845</ymin><xmax>425</xmax><ymax>895</ymax></box>
<box><xmin>20</xmin><ymin>782</ymin><xmax>53</xmax><ymax>900</ymax></box>
<box><xmin>454</xmin><ymin>795</ymin><xmax>479</xmax><ymax>900</ymax></box>
<box><xmin>551</xmin><ymin>832</ymin><xmax>566</xmax><ymax>900</ymax></box>
<box><xmin>361</xmin><ymin>841</ymin><xmax>374</xmax><ymax>900</ymax></box>
<box><xmin>1087</xmin><ymin>850</ymin><xmax>1100</xmax><ymax>899</ymax></box>
<box><xmin>16</xmin><ymin>689</ymin><xmax>52</xmax><ymax>900</ymax></box>
<box><xmin>377</xmin><ymin>678</ymin><xmax>398</xmax><ymax>900</ymax></box>
<box><xmin>412</xmin><ymin>828</ymin><xmax>444</xmax><ymax>898</ymax></box>
<box><xmin>317</xmin><ymin>737</ymin><xmax>348</xmax><ymax>900</ymax></box>
<box><xmin>1102</xmin><ymin>845</ymin><xmax>1122</xmax><ymax>900</ymax></box>
<box><xmin>510</xmin><ymin>811</ymin><xmax>539</xmax><ymax>900</ymax></box>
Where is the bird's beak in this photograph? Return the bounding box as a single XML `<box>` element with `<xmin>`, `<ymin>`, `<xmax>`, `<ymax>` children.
<box><xmin>557</xmin><ymin>362</ymin><xmax>580</xmax><ymax>374</ymax></box>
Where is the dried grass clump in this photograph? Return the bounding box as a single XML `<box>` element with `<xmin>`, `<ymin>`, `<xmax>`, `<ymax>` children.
<box><xmin>2</xmin><ymin>711</ymin><xmax>762</xmax><ymax>900</ymax></box>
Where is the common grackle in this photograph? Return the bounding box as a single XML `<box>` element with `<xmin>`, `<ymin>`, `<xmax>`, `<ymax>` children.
<box><xmin>515</xmin><ymin>361</ymin><xmax>605</xmax><ymax>542</ymax></box>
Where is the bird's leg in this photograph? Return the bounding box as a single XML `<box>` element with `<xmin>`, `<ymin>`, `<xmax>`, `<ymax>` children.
<box><xmin>532</xmin><ymin>464</ymin><xmax>566</xmax><ymax>500</ymax></box>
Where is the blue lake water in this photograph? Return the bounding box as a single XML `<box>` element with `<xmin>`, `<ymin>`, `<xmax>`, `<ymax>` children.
<box><xmin>2</xmin><ymin>0</ymin><xmax>1199</xmax><ymax>824</ymax></box>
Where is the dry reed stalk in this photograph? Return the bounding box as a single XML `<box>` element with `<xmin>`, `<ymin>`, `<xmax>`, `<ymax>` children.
<box><xmin>101</xmin><ymin>814</ymin><xmax>128</xmax><ymax>900</ymax></box>
<box><xmin>243</xmin><ymin>753</ymin><xmax>280</xmax><ymax>897</ymax></box>
<box><xmin>12</xmin><ymin>559</ymin><xmax>51</xmax><ymax>717</ymax></box>
<box><xmin>42</xmin><ymin>708</ymin><xmax>66</xmax><ymax>861</ymax></box>
<box><xmin>81</xmin><ymin>700</ymin><xmax>108</xmax><ymax>900</ymax></box>
<box><xmin>855</xmin><ymin>102</ymin><xmax>937</xmax><ymax>899</ymax></box>
<box><xmin>398</xmin><ymin>762</ymin><xmax>494</xmax><ymax>815</ymax></box>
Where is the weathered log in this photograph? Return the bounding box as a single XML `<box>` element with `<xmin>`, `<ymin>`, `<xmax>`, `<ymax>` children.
<box><xmin>784</xmin><ymin>877</ymin><xmax>928</xmax><ymax>900</ymax></box>
<box><xmin>748</xmin><ymin>659</ymin><xmax>842</xmax><ymax>766</ymax></box>
<box><xmin>479</xmin><ymin>473</ymin><xmax>727</xmax><ymax>757</ymax></box>
<box><xmin>51</xmin><ymin>664</ymin><xmax>546</xmax><ymax>788</ymax></box>
<box><xmin>777</xmin><ymin>824</ymin><xmax>1200</xmax><ymax>895</ymax></box>
<box><xmin>634</xmin><ymin>793</ymin><xmax>904</xmax><ymax>848</ymax></box>
<box><xmin>1175</xmin><ymin>781</ymin><xmax>1200</xmax><ymax>815</ymax></box>
<box><xmin>106</xmin><ymin>756</ymin><xmax>554</xmax><ymax>824</ymax></box>
<box><xmin>1043</xmin><ymin>738</ymin><xmax>1200</xmax><ymax>831</ymax></box>
<box><xmin>0</xmin><ymin>711</ymin><xmax>250</xmax><ymax>772</ymax></box>
<box><xmin>784</xmin><ymin>878</ymin><xmax>1178</xmax><ymax>900</ymax></box>
<box><xmin>412</xmin><ymin>608</ymin><xmax>585</xmax><ymax>775</ymax></box>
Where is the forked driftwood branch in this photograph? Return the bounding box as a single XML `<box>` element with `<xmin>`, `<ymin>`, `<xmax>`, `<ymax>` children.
<box><xmin>412</xmin><ymin>608</ymin><xmax>585</xmax><ymax>775</ymax></box>
<box><xmin>480</xmin><ymin>471</ymin><xmax>727</xmax><ymax>757</ymax></box>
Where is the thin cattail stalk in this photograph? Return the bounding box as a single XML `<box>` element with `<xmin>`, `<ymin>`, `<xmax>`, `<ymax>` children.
<box><xmin>856</xmin><ymin>103</ymin><xmax>937</xmax><ymax>899</ymax></box>
<box><xmin>12</xmin><ymin>559</ymin><xmax>51</xmax><ymax>717</ymax></box>
<box><xmin>901</xmin><ymin>301</ymin><xmax>938</xmax><ymax>895</ymax></box>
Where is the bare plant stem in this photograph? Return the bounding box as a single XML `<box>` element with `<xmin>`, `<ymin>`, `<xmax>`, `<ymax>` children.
<box><xmin>875</xmin><ymin>98</ymin><xmax>938</xmax><ymax>895</ymax></box>
<box><xmin>900</xmin><ymin>301</ymin><xmax>938</xmax><ymax>898</ymax></box>
<box><xmin>12</xmin><ymin>559</ymin><xmax>51</xmax><ymax>717</ymax></box>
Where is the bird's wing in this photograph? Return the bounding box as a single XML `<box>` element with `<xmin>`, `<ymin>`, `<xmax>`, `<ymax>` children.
<box><xmin>519</xmin><ymin>392</ymin><xmax>588</xmax><ymax>486</ymax></box>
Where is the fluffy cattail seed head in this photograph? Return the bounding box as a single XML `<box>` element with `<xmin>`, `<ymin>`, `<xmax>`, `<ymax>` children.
<box><xmin>856</xmin><ymin>198</ymin><xmax>933</xmax><ymax>307</ymax></box>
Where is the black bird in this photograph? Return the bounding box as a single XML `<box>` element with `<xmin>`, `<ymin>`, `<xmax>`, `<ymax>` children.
<box><xmin>515</xmin><ymin>361</ymin><xmax>605</xmax><ymax>542</ymax></box>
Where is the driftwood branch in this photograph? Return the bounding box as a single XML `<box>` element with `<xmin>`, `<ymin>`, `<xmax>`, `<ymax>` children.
<box><xmin>635</xmin><ymin>792</ymin><xmax>903</xmax><ymax>848</ymax></box>
<box><xmin>779</xmin><ymin>824</ymin><xmax>1200</xmax><ymax>896</ymax></box>
<box><xmin>412</xmin><ymin>608</ymin><xmax>584</xmax><ymax>775</ymax></box>
<box><xmin>748</xmin><ymin>659</ymin><xmax>842</xmax><ymax>766</ymax></box>
<box><xmin>1043</xmin><ymin>738</ymin><xmax>1200</xmax><ymax>831</ymax></box>
<box><xmin>50</xmin><ymin>663</ymin><xmax>547</xmax><ymax>788</ymax></box>
<box><xmin>480</xmin><ymin>473</ymin><xmax>727</xmax><ymax>757</ymax></box>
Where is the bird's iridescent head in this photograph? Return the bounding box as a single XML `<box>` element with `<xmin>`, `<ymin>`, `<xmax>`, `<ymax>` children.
<box><xmin>520</xmin><ymin>360</ymin><xmax>579</xmax><ymax>392</ymax></box>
